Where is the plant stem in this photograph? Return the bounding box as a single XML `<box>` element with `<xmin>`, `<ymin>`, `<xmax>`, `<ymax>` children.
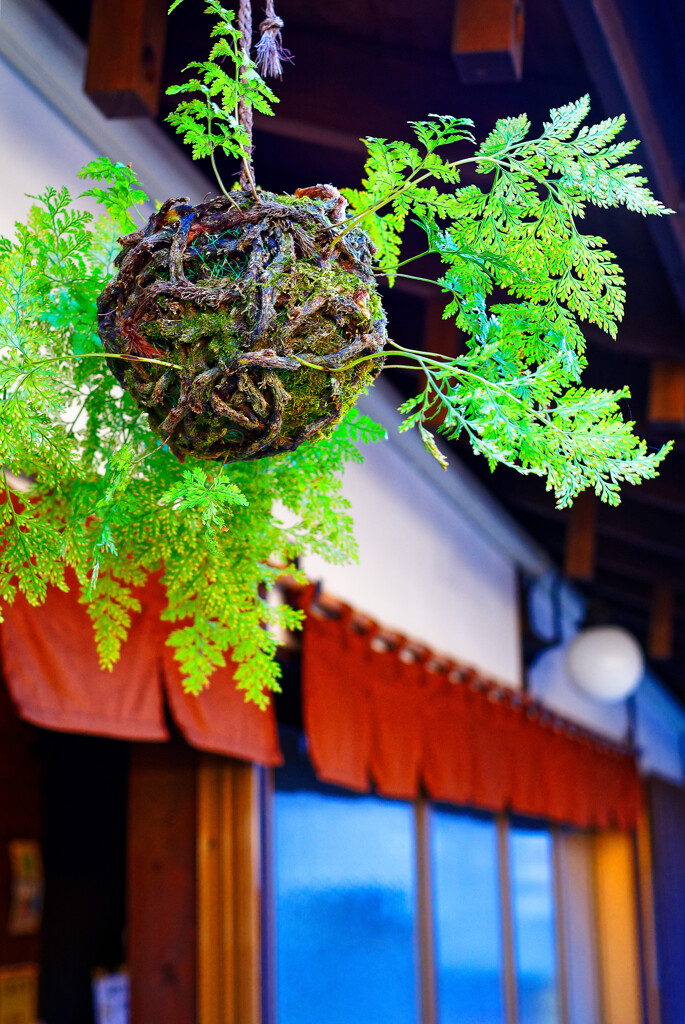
<box><xmin>241</xmin><ymin>156</ymin><xmax>260</xmax><ymax>202</ymax></box>
<box><xmin>8</xmin><ymin>352</ymin><xmax>182</xmax><ymax>394</ymax></box>
<box><xmin>376</xmin><ymin>272</ymin><xmax>443</xmax><ymax>286</ymax></box>
<box><xmin>331</xmin><ymin>154</ymin><xmax>509</xmax><ymax>242</ymax></box>
<box><xmin>2</xmin><ymin>473</ymin><xmax>41</xmax><ymax>589</ymax></box>
<box><xmin>75</xmin><ymin>352</ymin><xmax>182</xmax><ymax>370</ymax></box>
<box><xmin>396</xmin><ymin>249</ymin><xmax>434</xmax><ymax>268</ymax></box>
<box><xmin>210</xmin><ymin>149</ymin><xmax>240</xmax><ymax>210</ymax></box>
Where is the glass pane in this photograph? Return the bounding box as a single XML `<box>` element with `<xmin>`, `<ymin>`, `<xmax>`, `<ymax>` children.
<box><xmin>557</xmin><ymin>832</ymin><xmax>600</xmax><ymax>1024</ymax></box>
<box><xmin>432</xmin><ymin>809</ymin><xmax>505</xmax><ymax>1024</ymax></box>
<box><xmin>274</xmin><ymin>787</ymin><xmax>418</xmax><ymax>1024</ymax></box>
<box><xmin>509</xmin><ymin>828</ymin><xmax>560</xmax><ymax>1024</ymax></box>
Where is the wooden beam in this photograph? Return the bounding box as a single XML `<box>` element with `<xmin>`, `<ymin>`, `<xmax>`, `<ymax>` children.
<box><xmin>452</xmin><ymin>0</ymin><xmax>525</xmax><ymax>83</ymax></box>
<box><xmin>85</xmin><ymin>0</ymin><xmax>169</xmax><ymax>118</ymax></box>
<box><xmin>648</xmin><ymin>360</ymin><xmax>685</xmax><ymax>425</ymax></box>
<box><xmin>564</xmin><ymin>490</ymin><xmax>597</xmax><ymax>581</ymax></box>
<box><xmin>485</xmin><ymin>465</ymin><xmax>685</xmax><ymax>520</ymax></box>
<box><xmin>253</xmin><ymin>113</ymin><xmax>365</xmax><ymax>156</ymax></box>
<box><xmin>503</xmin><ymin>486</ymin><xmax>685</xmax><ymax>570</ymax></box>
<box><xmin>648</xmin><ymin>583</ymin><xmax>674</xmax><ymax>661</ymax></box>
<box><xmin>560</xmin><ymin>0</ymin><xmax>685</xmax><ymax>322</ymax></box>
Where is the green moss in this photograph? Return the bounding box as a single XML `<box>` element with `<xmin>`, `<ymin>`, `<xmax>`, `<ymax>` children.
<box><xmin>98</xmin><ymin>191</ymin><xmax>387</xmax><ymax>462</ymax></box>
<box><xmin>147</xmin><ymin>308</ymin><xmax>245</xmax><ymax>362</ymax></box>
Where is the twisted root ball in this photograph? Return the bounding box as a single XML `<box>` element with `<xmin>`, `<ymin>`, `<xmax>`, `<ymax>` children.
<box><xmin>96</xmin><ymin>185</ymin><xmax>387</xmax><ymax>461</ymax></box>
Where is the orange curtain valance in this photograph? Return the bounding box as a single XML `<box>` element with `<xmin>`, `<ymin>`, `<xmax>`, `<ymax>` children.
<box><xmin>0</xmin><ymin>575</ymin><xmax>282</xmax><ymax>767</ymax></box>
<box><xmin>299</xmin><ymin>589</ymin><xmax>642</xmax><ymax>830</ymax></box>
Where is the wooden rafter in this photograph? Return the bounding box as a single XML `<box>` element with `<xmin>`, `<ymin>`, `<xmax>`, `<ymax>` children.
<box><xmin>648</xmin><ymin>583</ymin><xmax>675</xmax><ymax>661</ymax></box>
<box><xmin>564</xmin><ymin>490</ymin><xmax>597</xmax><ymax>581</ymax></box>
<box><xmin>452</xmin><ymin>0</ymin><xmax>525</xmax><ymax>83</ymax></box>
<box><xmin>86</xmin><ymin>0</ymin><xmax>169</xmax><ymax>118</ymax></box>
<box><xmin>648</xmin><ymin>360</ymin><xmax>685</xmax><ymax>425</ymax></box>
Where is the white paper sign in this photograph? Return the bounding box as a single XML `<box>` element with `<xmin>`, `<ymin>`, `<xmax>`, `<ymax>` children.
<box><xmin>92</xmin><ymin>972</ymin><xmax>129</xmax><ymax>1024</ymax></box>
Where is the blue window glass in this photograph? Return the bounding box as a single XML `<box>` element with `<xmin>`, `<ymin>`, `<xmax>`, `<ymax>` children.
<box><xmin>431</xmin><ymin>809</ymin><xmax>505</xmax><ymax>1024</ymax></box>
<box><xmin>274</xmin><ymin>742</ymin><xmax>418</xmax><ymax>1024</ymax></box>
<box><xmin>509</xmin><ymin>828</ymin><xmax>560</xmax><ymax>1024</ymax></box>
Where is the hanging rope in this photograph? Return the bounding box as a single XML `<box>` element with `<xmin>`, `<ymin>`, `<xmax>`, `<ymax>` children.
<box><xmin>237</xmin><ymin>0</ymin><xmax>289</xmax><ymax>191</ymax></box>
<box><xmin>238</xmin><ymin>0</ymin><xmax>254</xmax><ymax>191</ymax></box>
<box><xmin>255</xmin><ymin>0</ymin><xmax>289</xmax><ymax>78</ymax></box>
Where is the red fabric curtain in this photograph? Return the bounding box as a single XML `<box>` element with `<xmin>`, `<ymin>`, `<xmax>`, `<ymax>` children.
<box><xmin>0</xmin><ymin>577</ymin><xmax>282</xmax><ymax>766</ymax></box>
<box><xmin>301</xmin><ymin>604</ymin><xmax>373</xmax><ymax>791</ymax></box>
<box><xmin>299</xmin><ymin>594</ymin><xmax>643</xmax><ymax>830</ymax></box>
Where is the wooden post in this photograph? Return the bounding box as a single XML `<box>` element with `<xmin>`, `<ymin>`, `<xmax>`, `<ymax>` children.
<box><xmin>647</xmin><ymin>360</ymin><xmax>685</xmax><ymax>424</ymax></box>
<box><xmin>496</xmin><ymin>816</ymin><xmax>519</xmax><ymax>1024</ymax></box>
<box><xmin>635</xmin><ymin>804</ymin><xmax>662</xmax><ymax>1024</ymax></box>
<box><xmin>452</xmin><ymin>0</ymin><xmax>525</xmax><ymax>83</ymax></box>
<box><xmin>564</xmin><ymin>490</ymin><xmax>597</xmax><ymax>581</ymax></box>
<box><xmin>421</xmin><ymin>295</ymin><xmax>460</xmax><ymax>427</ymax></box>
<box><xmin>415</xmin><ymin>800</ymin><xmax>436</xmax><ymax>1024</ymax></box>
<box><xmin>648</xmin><ymin>583</ymin><xmax>674</xmax><ymax>661</ymax></box>
<box><xmin>196</xmin><ymin>757</ymin><xmax>262</xmax><ymax>1024</ymax></box>
<box><xmin>128</xmin><ymin>743</ymin><xmax>197</xmax><ymax>1024</ymax></box>
<box><xmin>0</xmin><ymin>681</ymin><xmax>41</xmax><ymax>969</ymax></box>
<box><xmin>592</xmin><ymin>830</ymin><xmax>643</xmax><ymax>1024</ymax></box>
<box><xmin>85</xmin><ymin>0</ymin><xmax>169</xmax><ymax>118</ymax></box>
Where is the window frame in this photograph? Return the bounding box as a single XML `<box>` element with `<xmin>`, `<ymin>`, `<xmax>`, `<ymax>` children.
<box><xmin>253</xmin><ymin>757</ymin><xmax>649</xmax><ymax>1024</ymax></box>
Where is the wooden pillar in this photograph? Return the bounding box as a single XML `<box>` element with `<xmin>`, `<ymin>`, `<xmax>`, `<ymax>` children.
<box><xmin>452</xmin><ymin>0</ymin><xmax>525</xmax><ymax>83</ymax></box>
<box><xmin>421</xmin><ymin>295</ymin><xmax>460</xmax><ymax>427</ymax></box>
<box><xmin>592</xmin><ymin>830</ymin><xmax>643</xmax><ymax>1024</ymax></box>
<box><xmin>646</xmin><ymin>776</ymin><xmax>685</xmax><ymax>1024</ymax></box>
<box><xmin>564</xmin><ymin>490</ymin><xmax>597</xmax><ymax>581</ymax></box>
<box><xmin>647</xmin><ymin>360</ymin><xmax>685</xmax><ymax>425</ymax></box>
<box><xmin>648</xmin><ymin>583</ymin><xmax>674</xmax><ymax>661</ymax></box>
<box><xmin>496</xmin><ymin>816</ymin><xmax>519</xmax><ymax>1024</ymax></box>
<box><xmin>85</xmin><ymin>0</ymin><xmax>169</xmax><ymax>118</ymax></box>
<box><xmin>128</xmin><ymin>743</ymin><xmax>197</xmax><ymax>1024</ymax></box>
<box><xmin>196</xmin><ymin>757</ymin><xmax>262</xmax><ymax>1024</ymax></box>
<box><xmin>0</xmin><ymin>678</ymin><xmax>41</xmax><ymax>967</ymax></box>
<box><xmin>415</xmin><ymin>800</ymin><xmax>436</xmax><ymax>1024</ymax></box>
<box><xmin>635</xmin><ymin>804</ymin><xmax>662</xmax><ymax>1024</ymax></box>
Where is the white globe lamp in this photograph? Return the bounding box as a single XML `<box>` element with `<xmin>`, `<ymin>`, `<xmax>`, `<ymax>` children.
<box><xmin>566</xmin><ymin>626</ymin><xmax>644</xmax><ymax>702</ymax></box>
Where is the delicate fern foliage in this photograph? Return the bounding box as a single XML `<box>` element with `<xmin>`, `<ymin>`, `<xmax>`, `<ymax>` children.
<box><xmin>1</xmin><ymin>72</ymin><xmax>674</xmax><ymax>705</ymax></box>
<box><xmin>341</xmin><ymin>116</ymin><xmax>473</xmax><ymax>284</ymax></box>
<box><xmin>78</xmin><ymin>159</ymin><xmax>148</xmax><ymax>232</ymax></box>
<box><xmin>339</xmin><ymin>96</ymin><xmax>672</xmax><ymax>505</ymax></box>
<box><xmin>165</xmin><ymin>0</ymin><xmax>278</xmax><ymax>194</ymax></box>
<box><xmin>0</xmin><ymin>162</ymin><xmax>385</xmax><ymax>704</ymax></box>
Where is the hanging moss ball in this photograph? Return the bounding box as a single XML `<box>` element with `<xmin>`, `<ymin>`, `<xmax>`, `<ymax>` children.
<box><xmin>96</xmin><ymin>185</ymin><xmax>387</xmax><ymax>461</ymax></box>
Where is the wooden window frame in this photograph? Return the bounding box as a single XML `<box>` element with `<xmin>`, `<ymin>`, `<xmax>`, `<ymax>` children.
<box><xmin>242</xmin><ymin>765</ymin><xmax>653</xmax><ymax>1024</ymax></box>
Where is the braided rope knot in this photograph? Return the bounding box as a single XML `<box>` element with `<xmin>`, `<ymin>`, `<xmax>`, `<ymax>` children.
<box><xmin>259</xmin><ymin>14</ymin><xmax>284</xmax><ymax>31</ymax></box>
<box><xmin>255</xmin><ymin>0</ymin><xmax>289</xmax><ymax>78</ymax></box>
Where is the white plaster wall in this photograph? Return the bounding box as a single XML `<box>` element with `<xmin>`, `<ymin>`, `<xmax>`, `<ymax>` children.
<box><xmin>302</xmin><ymin>436</ymin><xmax>523</xmax><ymax>687</ymax></box>
<box><xmin>0</xmin><ymin>48</ymin><xmax>524</xmax><ymax>688</ymax></box>
<box><xmin>635</xmin><ymin>674</ymin><xmax>685</xmax><ymax>784</ymax></box>
<box><xmin>0</xmin><ymin>57</ymin><xmax>101</xmax><ymax>236</ymax></box>
<box><xmin>529</xmin><ymin>644</ymin><xmax>685</xmax><ymax>783</ymax></box>
<box><xmin>528</xmin><ymin>645</ymin><xmax>630</xmax><ymax>743</ymax></box>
